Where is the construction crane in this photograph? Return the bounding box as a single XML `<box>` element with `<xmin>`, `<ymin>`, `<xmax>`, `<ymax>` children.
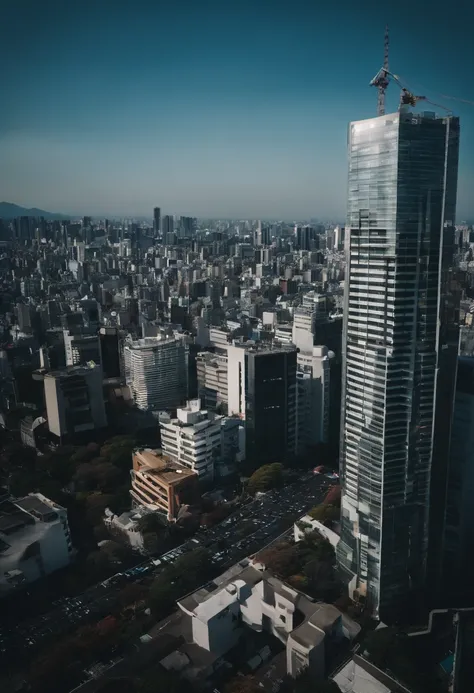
<box><xmin>370</xmin><ymin>27</ymin><xmax>474</xmax><ymax>115</ymax></box>
<box><xmin>371</xmin><ymin>25</ymin><xmax>390</xmax><ymax>116</ymax></box>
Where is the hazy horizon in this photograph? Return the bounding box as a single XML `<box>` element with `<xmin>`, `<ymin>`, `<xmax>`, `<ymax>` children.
<box><xmin>2</xmin><ymin>0</ymin><xmax>473</xmax><ymax>220</ymax></box>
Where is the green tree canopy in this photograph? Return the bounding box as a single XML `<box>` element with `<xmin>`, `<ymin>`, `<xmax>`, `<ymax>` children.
<box><xmin>247</xmin><ymin>462</ymin><xmax>283</xmax><ymax>494</ymax></box>
<box><xmin>308</xmin><ymin>504</ymin><xmax>340</xmax><ymax>524</ymax></box>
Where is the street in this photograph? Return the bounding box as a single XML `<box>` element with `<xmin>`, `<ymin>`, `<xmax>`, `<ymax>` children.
<box><xmin>0</xmin><ymin>472</ymin><xmax>332</xmax><ymax>663</ymax></box>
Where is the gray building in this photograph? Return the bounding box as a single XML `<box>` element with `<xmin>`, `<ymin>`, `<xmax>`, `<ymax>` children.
<box><xmin>337</xmin><ymin>108</ymin><xmax>460</xmax><ymax>618</ymax></box>
<box><xmin>44</xmin><ymin>363</ymin><xmax>107</xmax><ymax>440</ymax></box>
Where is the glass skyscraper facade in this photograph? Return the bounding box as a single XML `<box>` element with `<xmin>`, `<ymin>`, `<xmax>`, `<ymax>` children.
<box><xmin>337</xmin><ymin>109</ymin><xmax>460</xmax><ymax>618</ymax></box>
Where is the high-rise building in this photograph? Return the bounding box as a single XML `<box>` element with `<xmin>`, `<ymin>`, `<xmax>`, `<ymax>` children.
<box><xmin>227</xmin><ymin>341</ymin><xmax>297</xmax><ymax>465</ymax></box>
<box><xmin>99</xmin><ymin>326</ymin><xmax>123</xmax><ymax>380</ymax></box>
<box><xmin>64</xmin><ymin>330</ymin><xmax>102</xmax><ymax>367</ymax></box>
<box><xmin>123</xmin><ymin>332</ymin><xmax>188</xmax><ymax>411</ymax></box>
<box><xmin>442</xmin><ymin>356</ymin><xmax>474</xmax><ymax>602</ymax></box>
<box><xmin>196</xmin><ymin>351</ymin><xmax>228</xmax><ymax>411</ymax></box>
<box><xmin>153</xmin><ymin>207</ymin><xmax>161</xmax><ymax>236</ymax></box>
<box><xmin>162</xmin><ymin>215</ymin><xmax>174</xmax><ymax>237</ymax></box>
<box><xmin>337</xmin><ymin>109</ymin><xmax>460</xmax><ymax>618</ymax></box>
<box><xmin>44</xmin><ymin>363</ymin><xmax>107</xmax><ymax>440</ymax></box>
<box><xmin>179</xmin><ymin>216</ymin><xmax>196</xmax><ymax>237</ymax></box>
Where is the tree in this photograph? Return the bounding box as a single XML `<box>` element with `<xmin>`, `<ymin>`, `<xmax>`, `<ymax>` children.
<box><xmin>225</xmin><ymin>675</ymin><xmax>263</xmax><ymax>693</ymax></box>
<box><xmin>101</xmin><ymin>436</ymin><xmax>136</xmax><ymax>471</ymax></box>
<box><xmin>308</xmin><ymin>504</ymin><xmax>339</xmax><ymax>524</ymax></box>
<box><xmin>73</xmin><ymin>462</ymin><xmax>99</xmax><ymax>491</ymax></box>
<box><xmin>323</xmin><ymin>485</ymin><xmax>341</xmax><ymax>507</ymax></box>
<box><xmin>257</xmin><ymin>541</ymin><xmax>302</xmax><ymax>579</ymax></box>
<box><xmin>95</xmin><ymin>461</ymin><xmax>123</xmax><ymax>491</ymax></box>
<box><xmin>84</xmin><ymin>492</ymin><xmax>116</xmax><ymax>525</ymax></box>
<box><xmin>118</xmin><ymin>582</ymin><xmax>146</xmax><ymax>607</ymax></box>
<box><xmin>136</xmin><ymin>512</ymin><xmax>167</xmax><ymax>535</ymax></box>
<box><xmin>247</xmin><ymin>463</ymin><xmax>283</xmax><ymax>494</ymax></box>
<box><xmin>100</xmin><ymin>539</ymin><xmax>131</xmax><ymax>564</ymax></box>
<box><xmin>148</xmin><ymin>548</ymin><xmax>213</xmax><ymax>617</ymax></box>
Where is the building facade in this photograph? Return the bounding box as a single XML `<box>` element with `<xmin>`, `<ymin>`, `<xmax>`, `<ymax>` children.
<box><xmin>130</xmin><ymin>449</ymin><xmax>199</xmax><ymax>521</ymax></box>
<box><xmin>196</xmin><ymin>351</ymin><xmax>228</xmax><ymax>411</ymax></box>
<box><xmin>337</xmin><ymin>109</ymin><xmax>460</xmax><ymax>617</ymax></box>
<box><xmin>0</xmin><ymin>493</ymin><xmax>73</xmax><ymax>594</ymax></box>
<box><xmin>124</xmin><ymin>332</ymin><xmax>188</xmax><ymax>411</ymax></box>
<box><xmin>442</xmin><ymin>356</ymin><xmax>474</xmax><ymax>600</ymax></box>
<box><xmin>64</xmin><ymin>330</ymin><xmax>102</xmax><ymax>367</ymax></box>
<box><xmin>159</xmin><ymin>399</ymin><xmax>228</xmax><ymax>482</ymax></box>
<box><xmin>227</xmin><ymin>341</ymin><xmax>297</xmax><ymax>465</ymax></box>
<box><xmin>44</xmin><ymin>363</ymin><xmax>107</xmax><ymax>440</ymax></box>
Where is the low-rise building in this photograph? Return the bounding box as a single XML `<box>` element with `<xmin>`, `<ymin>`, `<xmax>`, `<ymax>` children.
<box><xmin>130</xmin><ymin>448</ymin><xmax>200</xmax><ymax>521</ymax></box>
<box><xmin>177</xmin><ymin>561</ymin><xmax>359</xmax><ymax>683</ymax></box>
<box><xmin>0</xmin><ymin>493</ymin><xmax>73</xmax><ymax>594</ymax></box>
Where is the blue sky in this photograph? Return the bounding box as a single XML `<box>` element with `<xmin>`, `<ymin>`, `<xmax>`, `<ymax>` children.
<box><xmin>1</xmin><ymin>0</ymin><xmax>473</xmax><ymax>220</ymax></box>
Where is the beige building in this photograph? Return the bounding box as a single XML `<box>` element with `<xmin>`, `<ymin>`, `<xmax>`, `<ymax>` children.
<box><xmin>130</xmin><ymin>449</ymin><xmax>199</xmax><ymax>521</ymax></box>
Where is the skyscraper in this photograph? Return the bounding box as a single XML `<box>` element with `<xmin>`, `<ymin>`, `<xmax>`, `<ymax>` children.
<box><xmin>337</xmin><ymin>108</ymin><xmax>460</xmax><ymax>618</ymax></box>
<box><xmin>227</xmin><ymin>341</ymin><xmax>297</xmax><ymax>465</ymax></box>
<box><xmin>153</xmin><ymin>207</ymin><xmax>161</xmax><ymax>236</ymax></box>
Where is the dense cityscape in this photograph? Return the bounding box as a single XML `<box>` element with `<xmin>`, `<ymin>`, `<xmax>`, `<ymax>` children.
<box><xmin>2</xmin><ymin>1</ymin><xmax>474</xmax><ymax>692</ymax></box>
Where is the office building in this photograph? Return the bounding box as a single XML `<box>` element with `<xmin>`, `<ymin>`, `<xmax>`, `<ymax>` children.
<box><xmin>196</xmin><ymin>351</ymin><xmax>228</xmax><ymax>411</ymax></box>
<box><xmin>179</xmin><ymin>216</ymin><xmax>196</xmax><ymax>237</ymax></box>
<box><xmin>153</xmin><ymin>206</ymin><xmax>161</xmax><ymax>236</ymax></box>
<box><xmin>296</xmin><ymin>346</ymin><xmax>332</xmax><ymax>453</ymax></box>
<box><xmin>0</xmin><ymin>493</ymin><xmax>73</xmax><ymax>594</ymax></box>
<box><xmin>159</xmin><ymin>399</ymin><xmax>228</xmax><ymax>482</ymax></box>
<box><xmin>99</xmin><ymin>326</ymin><xmax>123</xmax><ymax>379</ymax></box>
<box><xmin>294</xmin><ymin>225</ymin><xmax>316</xmax><ymax>251</ymax></box>
<box><xmin>162</xmin><ymin>215</ymin><xmax>174</xmax><ymax>236</ymax></box>
<box><xmin>44</xmin><ymin>363</ymin><xmax>107</xmax><ymax>440</ymax></box>
<box><xmin>227</xmin><ymin>340</ymin><xmax>297</xmax><ymax>465</ymax></box>
<box><xmin>64</xmin><ymin>330</ymin><xmax>102</xmax><ymax>366</ymax></box>
<box><xmin>130</xmin><ymin>448</ymin><xmax>199</xmax><ymax>521</ymax></box>
<box><xmin>443</xmin><ymin>356</ymin><xmax>474</xmax><ymax>601</ymax></box>
<box><xmin>254</xmin><ymin>222</ymin><xmax>271</xmax><ymax>246</ymax></box>
<box><xmin>337</xmin><ymin>109</ymin><xmax>460</xmax><ymax>618</ymax></box>
<box><xmin>123</xmin><ymin>332</ymin><xmax>188</xmax><ymax>411</ymax></box>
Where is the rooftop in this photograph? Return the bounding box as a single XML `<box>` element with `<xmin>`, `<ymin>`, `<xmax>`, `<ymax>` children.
<box><xmin>45</xmin><ymin>363</ymin><xmax>101</xmax><ymax>379</ymax></box>
<box><xmin>133</xmin><ymin>449</ymin><xmax>197</xmax><ymax>485</ymax></box>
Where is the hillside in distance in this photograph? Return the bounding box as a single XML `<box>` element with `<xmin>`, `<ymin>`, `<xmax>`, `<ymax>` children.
<box><xmin>0</xmin><ymin>201</ymin><xmax>68</xmax><ymax>220</ymax></box>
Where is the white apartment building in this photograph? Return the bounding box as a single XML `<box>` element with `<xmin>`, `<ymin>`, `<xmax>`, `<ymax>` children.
<box><xmin>124</xmin><ymin>331</ymin><xmax>188</xmax><ymax>411</ymax></box>
<box><xmin>159</xmin><ymin>399</ymin><xmax>242</xmax><ymax>481</ymax></box>
<box><xmin>0</xmin><ymin>493</ymin><xmax>73</xmax><ymax>594</ymax></box>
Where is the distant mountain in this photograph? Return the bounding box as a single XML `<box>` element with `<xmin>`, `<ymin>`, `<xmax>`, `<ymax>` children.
<box><xmin>0</xmin><ymin>202</ymin><xmax>69</xmax><ymax>220</ymax></box>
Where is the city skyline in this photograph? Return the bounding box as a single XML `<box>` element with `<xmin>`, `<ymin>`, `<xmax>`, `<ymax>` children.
<box><xmin>2</xmin><ymin>0</ymin><xmax>473</xmax><ymax>220</ymax></box>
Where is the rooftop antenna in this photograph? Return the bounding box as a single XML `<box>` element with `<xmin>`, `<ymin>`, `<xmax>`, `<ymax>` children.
<box><xmin>370</xmin><ymin>25</ymin><xmax>390</xmax><ymax>116</ymax></box>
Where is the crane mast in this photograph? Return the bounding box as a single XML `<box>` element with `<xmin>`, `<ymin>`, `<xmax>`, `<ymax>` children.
<box><xmin>376</xmin><ymin>25</ymin><xmax>390</xmax><ymax>116</ymax></box>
